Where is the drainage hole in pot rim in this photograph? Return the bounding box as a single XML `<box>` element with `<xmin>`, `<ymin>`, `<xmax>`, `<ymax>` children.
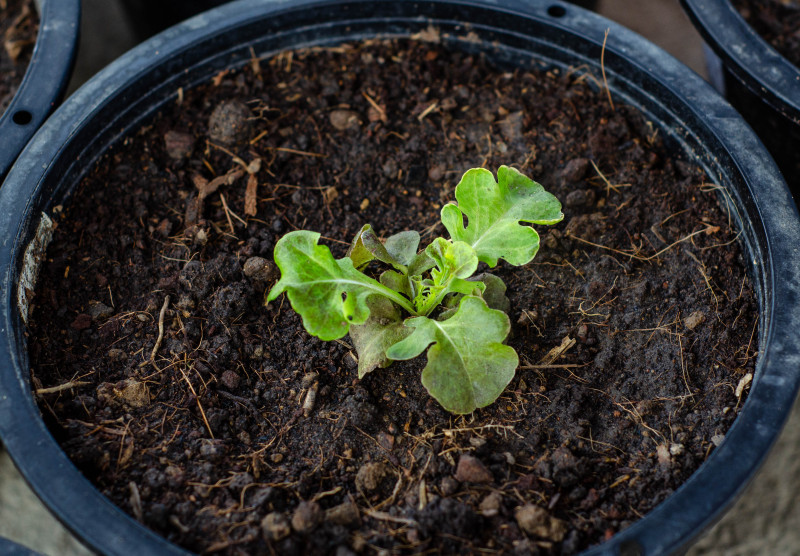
<box><xmin>618</xmin><ymin>539</ymin><xmax>644</xmax><ymax>556</ymax></box>
<box><xmin>12</xmin><ymin>110</ymin><xmax>33</xmax><ymax>126</ymax></box>
<box><xmin>547</xmin><ymin>4</ymin><xmax>567</xmax><ymax>17</ymax></box>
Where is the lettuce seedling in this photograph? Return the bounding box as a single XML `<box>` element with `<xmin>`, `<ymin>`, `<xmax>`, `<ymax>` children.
<box><xmin>267</xmin><ymin>165</ymin><xmax>563</xmax><ymax>413</ymax></box>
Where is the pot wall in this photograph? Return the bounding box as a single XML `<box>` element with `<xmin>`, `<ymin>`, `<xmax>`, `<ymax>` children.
<box><xmin>117</xmin><ymin>0</ymin><xmax>599</xmax><ymax>40</ymax></box>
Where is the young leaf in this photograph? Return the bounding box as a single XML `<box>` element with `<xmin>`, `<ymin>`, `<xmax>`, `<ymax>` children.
<box><xmin>471</xmin><ymin>272</ymin><xmax>511</xmax><ymax>313</ymax></box>
<box><xmin>413</xmin><ymin>238</ymin><xmax>479</xmax><ymax>315</ymax></box>
<box><xmin>441</xmin><ymin>165</ymin><xmax>564</xmax><ymax>267</ymax></box>
<box><xmin>427</xmin><ymin>238</ymin><xmax>478</xmax><ymax>281</ymax></box>
<box><xmin>380</xmin><ymin>269</ymin><xmax>413</xmax><ymax>298</ymax></box>
<box><xmin>407</xmin><ymin>249</ymin><xmax>435</xmax><ymax>277</ymax></box>
<box><xmin>267</xmin><ymin>230</ymin><xmax>416</xmax><ymax>340</ymax></box>
<box><xmin>349</xmin><ymin>296</ymin><xmax>412</xmax><ymax>378</ymax></box>
<box><xmin>384</xmin><ymin>231</ymin><xmax>420</xmax><ymax>267</ymax></box>
<box><xmin>439</xmin><ymin>272</ymin><xmax>503</xmax><ymax>320</ymax></box>
<box><xmin>347</xmin><ymin>224</ymin><xmax>407</xmax><ymax>271</ymax></box>
<box><xmin>386</xmin><ymin>296</ymin><xmax>517</xmax><ymax>414</ymax></box>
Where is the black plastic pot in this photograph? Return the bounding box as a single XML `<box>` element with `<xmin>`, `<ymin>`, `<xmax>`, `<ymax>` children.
<box><xmin>0</xmin><ymin>538</ymin><xmax>39</xmax><ymax>556</ymax></box>
<box><xmin>681</xmin><ymin>0</ymin><xmax>800</xmax><ymax>200</ymax></box>
<box><xmin>0</xmin><ymin>0</ymin><xmax>799</xmax><ymax>555</ymax></box>
<box><xmin>0</xmin><ymin>0</ymin><xmax>80</xmax><ymax>182</ymax></box>
<box><xmin>118</xmin><ymin>0</ymin><xmax>599</xmax><ymax>39</ymax></box>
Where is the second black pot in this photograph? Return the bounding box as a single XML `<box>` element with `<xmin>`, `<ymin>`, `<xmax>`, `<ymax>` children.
<box><xmin>681</xmin><ymin>0</ymin><xmax>800</xmax><ymax>200</ymax></box>
<box><xmin>0</xmin><ymin>0</ymin><xmax>80</xmax><ymax>183</ymax></box>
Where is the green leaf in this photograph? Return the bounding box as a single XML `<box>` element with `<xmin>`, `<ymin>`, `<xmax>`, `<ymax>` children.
<box><xmin>408</xmin><ymin>250</ymin><xmax>435</xmax><ymax>277</ymax></box>
<box><xmin>386</xmin><ymin>296</ymin><xmax>517</xmax><ymax>414</ymax></box>
<box><xmin>267</xmin><ymin>230</ymin><xmax>415</xmax><ymax>340</ymax></box>
<box><xmin>380</xmin><ymin>269</ymin><xmax>413</xmax><ymax>298</ymax></box>
<box><xmin>426</xmin><ymin>238</ymin><xmax>478</xmax><ymax>280</ymax></box>
<box><xmin>347</xmin><ymin>224</ymin><xmax>407</xmax><ymax>272</ymax></box>
<box><xmin>449</xmin><ymin>277</ymin><xmax>485</xmax><ymax>297</ymax></box>
<box><xmin>349</xmin><ymin>296</ymin><xmax>412</xmax><ymax>378</ymax></box>
<box><xmin>346</xmin><ymin>224</ymin><xmax>375</xmax><ymax>270</ymax></box>
<box><xmin>413</xmin><ymin>238</ymin><xmax>479</xmax><ymax>316</ymax></box>
<box><xmin>439</xmin><ymin>275</ymin><xmax>500</xmax><ymax>321</ymax></box>
<box><xmin>471</xmin><ymin>272</ymin><xmax>510</xmax><ymax>313</ymax></box>
<box><xmin>384</xmin><ymin>231</ymin><xmax>420</xmax><ymax>267</ymax></box>
<box><xmin>441</xmin><ymin>165</ymin><xmax>563</xmax><ymax>267</ymax></box>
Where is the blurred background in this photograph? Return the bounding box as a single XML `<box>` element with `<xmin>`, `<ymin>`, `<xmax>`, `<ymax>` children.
<box><xmin>2</xmin><ymin>0</ymin><xmax>798</xmax><ymax>554</ymax></box>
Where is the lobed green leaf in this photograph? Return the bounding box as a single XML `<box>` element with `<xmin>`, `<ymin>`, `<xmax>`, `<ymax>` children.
<box><xmin>386</xmin><ymin>296</ymin><xmax>517</xmax><ymax>414</ymax></box>
<box><xmin>267</xmin><ymin>230</ymin><xmax>414</xmax><ymax>341</ymax></box>
<box><xmin>441</xmin><ymin>165</ymin><xmax>564</xmax><ymax>267</ymax></box>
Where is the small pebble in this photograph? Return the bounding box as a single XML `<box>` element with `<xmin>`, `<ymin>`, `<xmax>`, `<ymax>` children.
<box><xmin>656</xmin><ymin>444</ymin><xmax>671</xmax><ymax>466</ymax></box>
<box><xmin>428</xmin><ymin>163</ymin><xmax>446</xmax><ymax>181</ymax></box>
<box><xmin>325</xmin><ymin>500</ymin><xmax>361</xmax><ymax>527</ymax></box>
<box><xmin>199</xmin><ymin>440</ymin><xmax>226</xmax><ymax>460</ymax></box>
<box><xmin>261</xmin><ymin>512</ymin><xmax>290</xmax><ymax>541</ymax></box>
<box><xmin>243</xmin><ymin>256</ymin><xmax>277</xmax><ymax>283</ymax></box>
<box><xmin>454</xmin><ymin>454</ymin><xmax>493</xmax><ymax>484</ymax></box>
<box><xmin>115</xmin><ymin>379</ymin><xmax>150</xmax><ymax>408</ymax></box>
<box><xmin>71</xmin><ymin>313</ymin><xmax>92</xmax><ymax>330</ymax></box>
<box><xmin>164</xmin><ymin>465</ymin><xmax>185</xmax><ymax>488</ymax></box>
<box><xmin>514</xmin><ymin>504</ymin><xmax>567</xmax><ymax>542</ymax></box>
<box><xmin>220</xmin><ymin>370</ymin><xmax>240</xmax><ymax>390</ymax></box>
<box><xmin>440</xmin><ymin>476</ymin><xmax>459</xmax><ymax>496</ymax></box>
<box><xmin>684</xmin><ymin>310</ymin><xmax>705</xmax><ymax>330</ymax></box>
<box><xmin>564</xmin><ymin>189</ymin><xmax>595</xmax><ymax>208</ymax></box>
<box><xmin>208</xmin><ymin>100</ymin><xmax>252</xmax><ymax>146</ymax></box>
<box><xmin>164</xmin><ymin>130</ymin><xmax>195</xmax><ymax>160</ymax></box>
<box><xmin>480</xmin><ymin>492</ymin><xmax>503</xmax><ymax>517</ymax></box>
<box><xmin>291</xmin><ymin>500</ymin><xmax>322</xmax><ymax>534</ymax></box>
<box><xmin>559</xmin><ymin>158</ymin><xmax>590</xmax><ymax>183</ymax></box>
<box><xmin>88</xmin><ymin>302</ymin><xmax>114</xmax><ymax>320</ymax></box>
<box><xmin>329</xmin><ymin>110</ymin><xmax>361</xmax><ymax>131</ymax></box>
<box><xmin>107</xmin><ymin>348</ymin><xmax>126</xmax><ymax>361</ymax></box>
<box><xmin>301</xmin><ymin>372</ymin><xmax>319</xmax><ymax>388</ymax></box>
<box><xmin>498</xmin><ymin>111</ymin><xmax>523</xmax><ymax>141</ymax></box>
<box><xmin>356</xmin><ymin>462</ymin><xmax>387</xmax><ymax>492</ymax></box>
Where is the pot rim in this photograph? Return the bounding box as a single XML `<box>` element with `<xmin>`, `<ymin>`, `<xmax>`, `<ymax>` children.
<box><xmin>1</xmin><ymin>1</ymin><xmax>799</xmax><ymax>555</ymax></box>
<box><xmin>680</xmin><ymin>0</ymin><xmax>800</xmax><ymax>123</ymax></box>
<box><xmin>0</xmin><ymin>537</ymin><xmax>39</xmax><ymax>556</ymax></box>
<box><xmin>0</xmin><ymin>0</ymin><xmax>81</xmax><ymax>181</ymax></box>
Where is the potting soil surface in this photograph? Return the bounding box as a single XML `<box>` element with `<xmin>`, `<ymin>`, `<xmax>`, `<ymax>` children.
<box><xmin>28</xmin><ymin>38</ymin><xmax>758</xmax><ymax>555</ymax></box>
<box><xmin>0</xmin><ymin>0</ymin><xmax>37</xmax><ymax>114</ymax></box>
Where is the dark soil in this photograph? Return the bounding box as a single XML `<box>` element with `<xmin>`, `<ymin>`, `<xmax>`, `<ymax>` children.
<box><xmin>0</xmin><ymin>0</ymin><xmax>38</xmax><ymax>113</ymax></box>
<box><xmin>28</xmin><ymin>38</ymin><xmax>758</xmax><ymax>555</ymax></box>
<box><xmin>732</xmin><ymin>0</ymin><xmax>800</xmax><ymax>67</ymax></box>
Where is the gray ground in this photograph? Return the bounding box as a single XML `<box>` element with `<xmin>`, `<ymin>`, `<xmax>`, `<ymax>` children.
<box><xmin>1</xmin><ymin>0</ymin><xmax>795</xmax><ymax>554</ymax></box>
